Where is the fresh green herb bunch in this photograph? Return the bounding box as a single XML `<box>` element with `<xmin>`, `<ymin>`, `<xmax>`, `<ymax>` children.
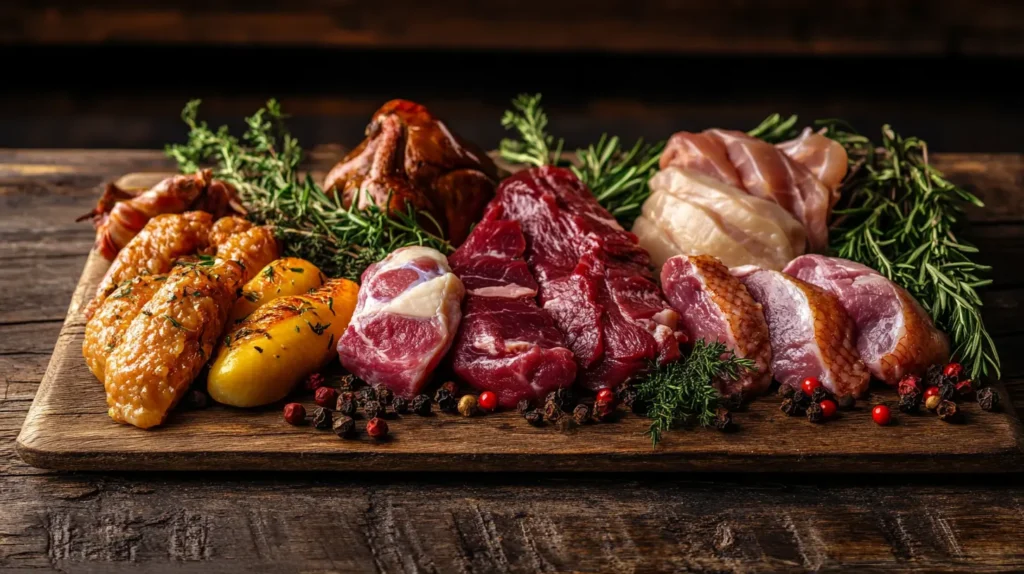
<box><xmin>637</xmin><ymin>340</ymin><xmax>755</xmax><ymax>446</ymax></box>
<box><xmin>750</xmin><ymin>114</ymin><xmax>1000</xmax><ymax>381</ymax></box>
<box><xmin>165</xmin><ymin>99</ymin><xmax>452</xmax><ymax>281</ymax></box>
<box><xmin>499</xmin><ymin>93</ymin><xmax>664</xmax><ymax>227</ymax></box>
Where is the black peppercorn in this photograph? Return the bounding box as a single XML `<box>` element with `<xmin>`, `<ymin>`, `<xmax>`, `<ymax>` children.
<box><xmin>572</xmin><ymin>403</ymin><xmax>592</xmax><ymax>425</ymax></box>
<box><xmin>333</xmin><ymin>415</ymin><xmax>356</xmax><ymax>438</ymax></box>
<box><xmin>440</xmin><ymin>381</ymin><xmax>459</xmax><ymax>397</ymax></box>
<box><xmin>977</xmin><ymin>387</ymin><xmax>1000</xmax><ymax>412</ymax></box>
<box><xmin>392</xmin><ymin>396</ymin><xmax>409</xmax><ymax>414</ymax></box>
<box><xmin>373</xmin><ymin>384</ymin><xmax>394</xmax><ymax>406</ymax></box>
<box><xmin>543</xmin><ymin>399</ymin><xmax>562</xmax><ymax>422</ymax></box>
<box><xmin>836</xmin><ymin>394</ymin><xmax>856</xmax><ymax>410</ymax></box>
<box><xmin>553</xmin><ymin>387</ymin><xmax>576</xmax><ymax>410</ymax></box>
<box><xmin>516</xmin><ymin>399</ymin><xmax>531</xmax><ymax>415</ymax></box>
<box><xmin>778</xmin><ymin>385</ymin><xmax>795</xmax><ymax>399</ymax></box>
<box><xmin>806</xmin><ymin>401</ymin><xmax>824</xmax><ymax>423</ymax></box>
<box><xmin>361</xmin><ymin>386</ymin><xmax>378</xmax><ymax>404</ymax></box>
<box><xmin>720</xmin><ymin>393</ymin><xmax>742</xmax><ymax>412</ymax></box>
<box><xmin>338</xmin><ymin>374</ymin><xmax>356</xmax><ymax>392</ymax></box>
<box><xmin>592</xmin><ymin>400</ymin><xmax>615</xmax><ymax>422</ymax></box>
<box><xmin>524</xmin><ymin>409</ymin><xmax>544</xmax><ymax>426</ymax></box>
<box><xmin>924</xmin><ymin>363</ymin><xmax>944</xmax><ymax>388</ymax></box>
<box><xmin>312</xmin><ymin>407</ymin><xmax>332</xmax><ymax>429</ymax></box>
<box><xmin>435</xmin><ymin>389</ymin><xmax>458</xmax><ymax>412</ymax></box>
<box><xmin>780</xmin><ymin>398</ymin><xmax>802</xmax><ymax>417</ymax></box>
<box><xmin>619</xmin><ymin>387</ymin><xmax>638</xmax><ymax>407</ymax></box>
<box><xmin>936</xmin><ymin>400</ymin><xmax>961</xmax><ymax>423</ymax></box>
<box><xmin>183</xmin><ymin>389</ymin><xmax>209</xmax><ymax>409</ymax></box>
<box><xmin>714</xmin><ymin>407</ymin><xmax>737</xmax><ymax>432</ymax></box>
<box><xmin>792</xmin><ymin>390</ymin><xmax>810</xmax><ymax>407</ymax></box>
<box><xmin>364</xmin><ymin>400</ymin><xmax>383</xmax><ymax>419</ymax></box>
<box><xmin>898</xmin><ymin>389</ymin><xmax>921</xmax><ymax>413</ymax></box>
<box><xmin>811</xmin><ymin>387</ymin><xmax>832</xmax><ymax>404</ymax></box>
<box><xmin>411</xmin><ymin>394</ymin><xmax>432</xmax><ymax>415</ymax></box>
<box><xmin>544</xmin><ymin>391</ymin><xmax>564</xmax><ymax>412</ymax></box>
<box><xmin>937</xmin><ymin>381</ymin><xmax>956</xmax><ymax>401</ymax></box>
<box><xmin>336</xmin><ymin>399</ymin><xmax>356</xmax><ymax>417</ymax></box>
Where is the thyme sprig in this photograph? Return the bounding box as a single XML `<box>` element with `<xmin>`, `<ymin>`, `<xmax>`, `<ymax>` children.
<box><xmin>637</xmin><ymin>340</ymin><xmax>756</xmax><ymax>446</ymax></box>
<box><xmin>499</xmin><ymin>93</ymin><xmax>664</xmax><ymax>227</ymax></box>
<box><xmin>750</xmin><ymin>114</ymin><xmax>1000</xmax><ymax>381</ymax></box>
<box><xmin>165</xmin><ymin>99</ymin><xmax>452</xmax><ymax>281</ymax></box>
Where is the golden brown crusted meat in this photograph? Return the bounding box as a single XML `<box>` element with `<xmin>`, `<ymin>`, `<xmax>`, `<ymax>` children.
<box><xmin>86</xmin><ymin>211</ymin><xmax>214</xmax><ymax>320</ymax></box>
<box><xmin>208</xmin><ymin>215</ymin><xmax>254</xmax><ymax>247</ymax></box>
<box><xmin>322</xmin><ymin>99</ymin><xmax>499</xmax><ymax>245</ymax></box>
<box><xmin>214</xmin><ymin>224</ymin><xmax>280</xmax><ymax>283</ymax></box>
<box><xmin>104</xmin><ymin>259</ymin><xmax>244</xmax><ymax>429</ymax></box>
<box><xmin>82</xmin><ymin>274</ymin><xmax>166</xmax><ymax>383</ymax></box>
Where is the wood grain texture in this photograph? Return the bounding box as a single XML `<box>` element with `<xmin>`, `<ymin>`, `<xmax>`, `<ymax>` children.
<box><xmin>12</xmin><ymin>153</ymin><xmax>1024</xmax><ymax>473</ymax></box>
<box><xmin>2</xmin><ymin>148</ymin><xmax>1024</xmax><ymax>572</ymax></box>
<box><xmin>4</xmin><ymin>0</ymin><xmax>1024</xmax><ymax>56</ymax></box>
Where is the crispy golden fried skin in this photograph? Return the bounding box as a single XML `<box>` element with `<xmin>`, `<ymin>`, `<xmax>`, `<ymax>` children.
<box><xmin>214</xmin><ymin>224</ymin><xmax>280</xmax><ymax>283</ymax></box>
<box><xmin>104</xmin><ymin>259</ymin><xmax>244</xmax><ymax>429</ymax></box>
<box><xmin>83</xmin><ymin>274</ymin><xmax>167</xmax><ymax>383</ymax></box>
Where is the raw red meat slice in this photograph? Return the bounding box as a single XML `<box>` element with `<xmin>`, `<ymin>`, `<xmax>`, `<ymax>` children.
<box><xmin>783</xmin><ymin>254</ymin><xmax>950</xmax><ymax>385</ymax></box>
<box><xmin>661</xmin><ymin>254</ymin><xmax>773</xmax><ymax>398</ymax></box>
<box><xmin>733</xmin><ymin>266</ymin><xmax>870</xmax><ymax>397</ymax></box>
<box><xmin>448</xmin><ymin>218</ymin><xmax>576</xmax><ymax>407</ymax></box>
<box><xmin>493</xmin><ymin>166</ymin><xmax>681</xmax><ymax>390</ymax></box>
<box><xmin>337</xmin><ymin>246</ymin><xmax>465</xmax><ymax>399</ymax></box>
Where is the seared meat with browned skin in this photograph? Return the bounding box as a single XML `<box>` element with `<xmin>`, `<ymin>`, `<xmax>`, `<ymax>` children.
<box><xmin>213</xmin><ymin>223</ymin><xmax>280</xmax><ymax>282</ymax></box>
<box><xmin>104</xmin><ymin>259</ymin><xmax>245</xmax><ymax>429</ymax></box>
<box><xmin>85</xmin><ymin>212</ymin><xmax>214</xmax><ymax>320</ymax></box>
<box><xmin>322</xmin><ymin>99</ymin><xmax>499</xmax><ymax>245</ymax></box>
<box><xmin>83</xmin><ymin>274</ymin><xmax>166</xmax><ymax>383</ymax></box>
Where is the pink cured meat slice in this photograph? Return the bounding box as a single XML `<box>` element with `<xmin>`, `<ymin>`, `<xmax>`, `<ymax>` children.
<box><xmin>337</xmin><ymin>246</ymin><xmax>465</xmax><ymax>399</ymax></box>
<box><xmin>448</xmin><ymin>218</ymin><xmax>576</xmax><ymax>407</ymax></box>
<box><xmin>493</xmin><ymin>166</ymin><xmax>681</xmax><ymax>391</ymax></box>
<box><xmin>783</xmin><ymin>254</ymin><xmax>950</xmax><ymax>385</ymax></box>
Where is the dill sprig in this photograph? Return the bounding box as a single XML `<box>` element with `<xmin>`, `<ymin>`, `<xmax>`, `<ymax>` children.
<box><xmin>637</xmin><ymin>340</ymin><xmax>756</xmax><ymax>446</ymax></box>
<box><xmin>165</xmin><ymin>99</ymin><xmax>452</xmax><ymax>281</ymax></box>
<box><xmin>499</xmin><ymin>93</ymin><xmax>664</xmax><ymax>227</ymax></box>
<box><xmin>749</xmin><ymin>114</ymin><xmax>1000</xmax><ymax>381</ymax></box>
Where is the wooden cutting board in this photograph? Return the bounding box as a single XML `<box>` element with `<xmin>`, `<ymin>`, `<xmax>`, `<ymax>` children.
<box><xmin>14</xmin><ymin>172</ymin><xmax>1024</xmax><ymax>473</ymax></box>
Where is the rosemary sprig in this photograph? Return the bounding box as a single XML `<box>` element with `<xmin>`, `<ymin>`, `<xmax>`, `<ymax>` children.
<box><xmin>165</xmin><ymin>99</ymin><xmax>452</xmax><ymax>281</ymax></box>
<box><xmin>637</xmin><ymin>340</ymin><xmax>755</xmax><ymax>446</ymax></box>
<box><xmin>499</xmin><ymin>93</ymin><xmax>664</xmax><ymax>227</ymax></box>
<box><xmin>749</xmin><ymin>114</ymin><xmax>1000</xmax><ymax>381</ymax></box>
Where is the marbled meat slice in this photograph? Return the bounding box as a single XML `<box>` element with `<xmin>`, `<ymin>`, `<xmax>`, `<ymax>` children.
<box><xmin>336</xmin><ymin>246</ymin><xmax>465</xmax><ymax>399</ymax></box>
<box><xmin>448</xmin><ymin>217</ymin><xmax>576</xmax><ymax>407</ymax></box>
<box><xmin>733</xmin><ymin>266</ymin><xmax>870</xmax><ymax>397</ymax></box>
<box><xmin>493</xmin><ymin>166</ymin><xmax>681</xmax><ymax>391</ymax></box>
<box><xmin>104</xmin><ymin>258</ymin><xmax>244</xmax><ymax>428</ymax></box>
<box><xmin>661</xmin><ymin>254</ymin><xmax>773</xmax><ymax>398</ymax></box>
<box><xmin>783</xmin><ymin>254</ymin><xmax>950</xmax><ymax>385</ymax></box>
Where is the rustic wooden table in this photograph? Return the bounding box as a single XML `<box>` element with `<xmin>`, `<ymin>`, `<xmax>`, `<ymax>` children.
<box><xmin>2</xmin><ymin>148</ymin><xmax>1023</xmax><ymax>572</ymax></box>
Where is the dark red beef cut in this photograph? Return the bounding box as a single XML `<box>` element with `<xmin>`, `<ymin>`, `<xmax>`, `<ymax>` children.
<box><xmin>494</xmin><ymin>166</ymin><xmax>682</xmax><ymax>390</ymax></box>
<box><xmin>448</xmin><ymin>216</ymin><xmax>577</xmax><ymax>408</ymax></box>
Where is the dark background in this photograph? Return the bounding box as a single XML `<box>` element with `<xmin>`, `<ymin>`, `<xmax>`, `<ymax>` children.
<box><xmin>2</xmin><ymin>0</ymin><xmax>1023</xmax><ymax>153</ymax></box>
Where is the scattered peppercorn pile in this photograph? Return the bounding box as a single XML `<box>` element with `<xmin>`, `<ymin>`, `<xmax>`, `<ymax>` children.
<box><xmin>777</xmin><ymin>361</ymin><xmax>1000</xmax><ymax>427</ymax></box>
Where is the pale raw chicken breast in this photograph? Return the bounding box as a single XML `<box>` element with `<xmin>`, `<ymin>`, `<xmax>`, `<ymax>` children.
<box><xmin>777</xmin><ymin>127</ymin><xmax>849</xmax><ymax>206</ymax></box>
<box><xmin>783</xmin><ymin>254</ymin><xmax>950</xmax><ymax>385</ymax></box>
<box><xmin>661</xmin><ymin>254</ymin><xmax>773</xmax><ymax>398</ymax></box>
<box><xmin>733</xmin><ymin>266</ymin><xmax>870</xmax><ymax>397</ymax></box>
<box><xmin>632</xmin><ymin>167</ymin><xmax>806</xmax><ymax>272</ymax></box>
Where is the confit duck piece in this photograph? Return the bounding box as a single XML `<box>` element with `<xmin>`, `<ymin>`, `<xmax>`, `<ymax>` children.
<box><xmin>85</xmin><ymin>211</ymin><xmax>215</xmax><ymax>321</ymax></box>
<box><xmin>660</xmin><ymin>254</ymin><xmax>773</xmax><ymax>398</ymax></box>
<box><xmin>77</xmin><ymin>170</ymin><xmax>244</xmax><ymax>261</ymax></box>
<box><xmin>448</xmin><ymin>217</ymin><xmax>577</xmax><ymax>408</ymax></box>
<box><xmin>336</xmin><ymin>246</ymin><xmax>465</xmax><ymax>399</ymax></box>
<box><xmin>104</xmin><ymin>257</ymin><xmax>245</xmax><ymax>428</ymax></box>
<box><xmin>660</xmin><ymin>128</ymin><xmax>845</xmax><ymax>253</ymax></box>
<box><xmin>783</xmin><ymin>254</ymin><xmax>950</xmax><ymax>385</ymax></box>
<box><xmin>322</xmin><ymin>99</ymin><xmax>499</xmax><ymax>246</ymax></box>
<box><xmin>733</xmin><ymin>266</ymin><xmax>870</xmax><ymax>397</ymax></box>
<box><xmin>632</xmin><ymin>167</ymin><xmax>806</xmax><ymax>272</ymax></box>
<box><xmin>210</xmin><ymin>217</ymin><xmax>281</xmax><ymax>282</ymax></box>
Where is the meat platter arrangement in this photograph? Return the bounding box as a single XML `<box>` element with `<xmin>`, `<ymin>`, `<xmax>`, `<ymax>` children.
<box><xmin>16</xmin><ymin>95</ymin><xmax>1018</xmax><ymax>472</ymax></box>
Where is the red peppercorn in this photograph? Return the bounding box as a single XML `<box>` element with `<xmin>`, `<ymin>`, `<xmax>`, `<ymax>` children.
<box><xmin>872</xmin><ymin>404</ymin><xmax>891</xmax><ymax>426</ymax></box>
<box><xmin>366</xmin><ymin>417</ymin><xmax>388</xmax><ymax>439</ymax></box>
<box><xmin>955</xmin><ymin>379</ymin><xmax>975</xmax><ymax>398</ymax></box>
<box><xmin>304</xmin><ymin>372</ymin><xmax>326</xmax><ymax>391</ymax></box>
<box><xmin>801</xmin><ymin>377</ymin><xmax>821</xmax><ymax>395</ymax></box>
<box><xmin>283</xmin><ymin>403</ymin><xmax>306</xmax><ymax>425</ymax></box>
<box><xmin>478</xmin><ymin>391</ymin><xmax>497</xmax><ymax>412</ymax></box>
<box><xmin>923</xmin><ymin>386</ymin><xmax>940</xmax><ymax>400</ymax></box>
<box><xmin>897</xmin><ymin>375</ymin><xmax>921</xmax><ymax>397</ymax></box>
<box><xmin>819</xmin><ymin>399</ymin><xmax>837</xmax><ymax>419</ymax></box>
<box><xmin>314</xmin><ymin>386</ymin><xmax>338</xmax><ymax>408</ymax></box>
<box><xmin>943</xmin><ymin>362</ymin><xmax>963</xmax><ymax>379</ymax></box>
<box><xmin>596</xmin><ymin>388</ymin><xmax>615</xmax><ymax>406</ymax></box>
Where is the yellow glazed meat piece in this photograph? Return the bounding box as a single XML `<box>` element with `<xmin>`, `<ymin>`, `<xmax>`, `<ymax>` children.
<box><xmin>228</xmin><ymin>257</ymin><xmax>325</xmax><ymax>325</ymax></box>
<box><xmin>207</xmin><ymin>278</ymin><xmax>359</xmax><ymax>408</ymax></box>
